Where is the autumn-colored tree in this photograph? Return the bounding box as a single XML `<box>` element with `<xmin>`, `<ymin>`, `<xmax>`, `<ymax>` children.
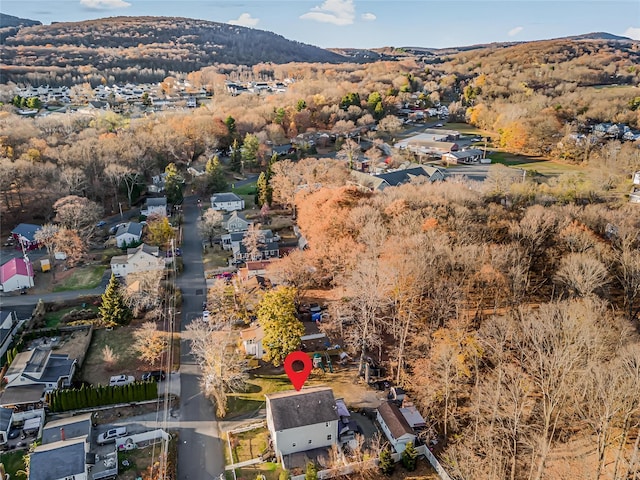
<box><xmin>198</xmin><ymin>208</ymin><xmax>223</xmax><ymax>247</ymax></box>
<box><xmin>132</xmin><ymin>322</ymin><xmax>169</xmax><ymax>367</ymax></box>
<box><xmin>53</xmin><ymin>195</ymin><xmax>103</xmax><ymax>241</ymax></box>
<box><xmin>146</xmin><ymin>216</ymin><xmax>175</xmax><ymax>248</ymax></box>
<box><xmin>256</xmin><ymin>286</ymin><xmax>304</xmax><ymax>366</ymax></box>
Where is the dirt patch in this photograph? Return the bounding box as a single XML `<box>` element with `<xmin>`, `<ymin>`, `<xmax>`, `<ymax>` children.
<box><xmin>50</xmin><ymin>327</ymin><xmax>94</xmax><ymax>367</ymax></box>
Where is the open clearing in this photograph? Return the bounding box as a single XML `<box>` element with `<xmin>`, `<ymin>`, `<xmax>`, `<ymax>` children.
<box><xmin>52</xmin><ymin>265</ymin><xmax>106</xmax><ymax>292</ymax></box>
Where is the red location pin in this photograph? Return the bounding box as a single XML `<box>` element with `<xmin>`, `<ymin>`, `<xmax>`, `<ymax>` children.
<box><xmin>284</xmin><ymin>351</ymin><xmax>313</xmax><ymax>391</ymax></box>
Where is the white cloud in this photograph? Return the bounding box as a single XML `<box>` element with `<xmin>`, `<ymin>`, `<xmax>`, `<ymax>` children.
<box><xmin>79</xmin><ymin>0</ymin><xmax>131</xmax><ymax>9</ymax></box>
<box><xmin>361</xmin><ymin>12</ymin><xmax>376</xmax><ymax>21</ymax></box>
<box><xmin>624</xmin><ymin>26</ymin><xmax>640</xmax><ymax>40</ymax></box>
<box><xmin>508</xmin><ymin>26</ymin><xmax>524</xmax><ymax>37</ymax></box>
<box><xmin>300</xmin><ymin>0</ymin><xmax>356</xmax><ymax>26</ymax></box>
<box><xmin>228</xmin><ymin>13</ymin><xmax>260</xmax><ymax>28</ymax></box>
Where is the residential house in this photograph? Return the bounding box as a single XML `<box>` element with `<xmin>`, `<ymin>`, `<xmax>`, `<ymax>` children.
<box><xmin>29</xmin><ymin>439</ymin><xmax>88</xmax><ymax>480</ymax></box>
<box><xmin>423</xmin><ymin>128</ymin><xmax>460</xmax><ymax>140</ymax></box>
<box><xmin>211</xmin><ymin>192</ymin><xmax>245</xmax><ymax>212</ymax></box>
<box><xmin>232</xmin><ymin>230</ymin><xmax>280</xmax><ymax>262</ymax></box>
<box><xmin>240</xmin><ymin>323</ymin><xmax>265</xmax><ymax>359</ymax></box>
<box><xmin>1</xmin><ymin>347</ymin><xmax>77</xmax><ymax>408</ymax></box>
<box><xmin>141</xmin><ymin>197</ymin><xmax>167</xmax><ymax>217</ymax></box>
<box><xmin>222</xmin><ymin>211</ymin><xmax>252</xmax><ymax>232</ymax></box>
<box><xmin>399</xmin><ymin>399</ymin><xmax>427</xmax><ymax>430</ymax></box>
<box><xmin>110</xmin><ymin>244</ymin><xmax>163</xmax><ymax>279</ymax></box>
<box><xmin>265</xmin><ymin>387</ymin><xmax>339</xmax><ymax>465</ymax></box>
<box><xmin>0</xmin><ymin>257</ymin><xmax>35</xmax><ymax>292</ymax></box>
<box><xmin>11</xmin><ymin>223</ymin><xmax>42</xmax><ymax>250</ymax></box>
<box><xmin>0</xmin><ymin>311</ymin><xmax>21</xmax><ymax>360</ymax></box>
<box><xmin>350</xmin><ymin>165</ymin><xmax>444</xmax><ymax>192</ymax></box>
<box><xmin>376</xmin><ymin>401</ymin><xmax>416</xmax><ymax>453</ymax></box>
<box><xmin>221</xmin><ymin>231</ymin><xmax>246</xmax><ymax>251</ymax></box>
<box><xmin>0</xmin><ymin>407</ymin><xmax>12</xmax><ymax>444</ymax></box>
<box><xmin>149</xmin><ymin>173</ymin><xmax>166</xmax><ymax>194</ymax></box>
<box><xmin>114</xmin><ymin>222</ymin><xmax>143</xmax><ymax>248</ymax></box>
<box><xmin>442</xmin><ymin>149</ymin><xmax>487</xmax><ymax>165</ymax></box>
<box><xmin>242</xmin><ymin>260</ymin><xmax>275</xmax><ymax>280</ymax></box>
<box><xmin>396</xmin><ymin>139</ymin><xmax>459</xmax><ymax>156</ymax></box>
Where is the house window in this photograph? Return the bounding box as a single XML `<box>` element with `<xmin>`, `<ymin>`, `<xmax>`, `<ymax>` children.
<box><xmin>308</xmin><ymin>440</ymin><xmax>312</xmax><ymax>444</ymax></box>
<box><xmin>292</xmin><ymin>443</ymin><xmax>296</xmax><ymax>447</ymax></box>
<box><xmin>326</xmin><ymin>422</ymin><xmax>330</xmax><ymax>427</ymax></box>
<box><xmin>327</xmin><ymin>435</ymin><xmax>332</xmax><ymax>441</ymax></box>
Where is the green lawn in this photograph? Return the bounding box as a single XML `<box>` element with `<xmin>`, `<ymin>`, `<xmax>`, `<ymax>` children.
<box><xmin>226</xmin><ymin>374</ymin><xmax>292</xmax><ymax>418</ymax></box>
<box><xmin>44</xmin><ymin>305</ymin><xmax>100</xmax><ymax>328</ymax></box>
<box><xmin>53</xmin><ymin>265</ymin><xmax>106</xmax><ymax>292</ymax></box>
<box><xmin>231</xmin><ymin>182</ymin><xmax>257</xmax><ymax>197</ymax></box>
<box><xmin>488</xmin><ymin>151</ymin><xmax>583</xmax><ymax>176</ymax></box>
<box><xmin>0</xmin><ymin>450</ymin><xmax>27</xmax><ymax>478</ymax></box>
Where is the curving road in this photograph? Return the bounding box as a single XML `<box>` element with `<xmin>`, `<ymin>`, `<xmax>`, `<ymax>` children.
<box><xmin>176</xmin><ymin>195</ymin><xmax>225</xmax><ymax>480</ymax></box>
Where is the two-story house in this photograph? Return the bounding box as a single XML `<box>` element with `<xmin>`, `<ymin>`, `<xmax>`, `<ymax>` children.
<box><xmin>222</xmin><ymin>211</ymin><xmax>252</xmax><ymax>232</ymax></box>
<box><xmin>110</xmin><ymin>244</ymin><xmax>164</xmax><ymax>279</ymax></box>
<box><xmin>265</xmin><ymin>387</ymin><xmax>339</xmax><ymax>466</ymax></box>
<box><xmin>231</xmin><ymin>230</ymin><xmax>280</xmax><ymax>262</ymax></box>
<box><xmin>211</xmin><ymin>192</ymin><xmax>245</xmax><ymax>212</ymax></box>
<box><xmin>141</xmin><ymin>197</ymin><xmax>168</xmax><ymax>217</ymax></box>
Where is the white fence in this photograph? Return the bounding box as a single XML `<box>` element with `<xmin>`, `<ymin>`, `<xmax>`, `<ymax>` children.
<box><xmin>116</xmin><ymin>428</ymin><xmax>169</xmax><ymax>450</ymax></box>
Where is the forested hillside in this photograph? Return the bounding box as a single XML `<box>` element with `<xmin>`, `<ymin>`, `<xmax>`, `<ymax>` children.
<box><xmin>0</xmin><ymin>16</ymin><xmax>349</xmax><ymax>85</ymax></box>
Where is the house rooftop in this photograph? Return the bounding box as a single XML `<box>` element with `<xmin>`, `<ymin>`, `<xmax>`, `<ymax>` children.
<box><xmin>211</xmin><ymin>192</ymin><xmax>243</xmax><ymax>203</ymax></box>
<box><xmin>240</xmin><ymin>323</ymin><xmax>264</xmax><ymax>342</ymax></box>
<box><xmin>0</xmin><ymin>407</ymin><xmax>12</xmax><ymax>432</ymax></box>
<box><xmin>115</xmin><ymin>222</ymin><xmax>143</xmax><ymax>237</ymax></box>
<box><xmin>145</xmin><ymin>197</ymin><xmax>167</xmax><ymax>206</ymax></box>
<box><xmin>378</xmin><ymin>401</ymin><xmax>414</xmax><ymax>439</ymax></box>
<box><xmin>266</xmin><ymin>386</ymin><xmax>339</xmax><ymax>431</ymax></box>
<box><xmin>30</xmin><ymin>439</ymin><xmax>86</xmax><ymax>480</ymax></box>
<box><xmin>0</xmin><ymin>257</ymin><xmax>34</xmax><ymax>283</ymax></box>
<box><xmin>41</xmin><ymin>413</ymin><xmax>92</xmax><ymax>444</ymax></box>
<box><xmin>127</xmin><ymin>243</ymin><xmax>159</xmax><ymax>256</ymax></box>
<box><xmin>11</xmin><ymin>223</ymin><xmax>41</xmax><ymax>242</ymax></box>
<box><xmin>0</xmin><ymin>385</ymin><xmax>45</xmax><ymax>407</ymax></box>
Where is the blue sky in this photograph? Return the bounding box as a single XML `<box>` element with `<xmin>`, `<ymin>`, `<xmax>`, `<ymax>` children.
<box><xmin>2</xmin><ymin>0</ymin><xmax>639</xmax><ymax>49</ymax></box>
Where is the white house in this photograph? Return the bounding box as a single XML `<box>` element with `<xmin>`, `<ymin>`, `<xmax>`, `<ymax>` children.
<box><xmin>240</xmin><ymin>323</ymin><xmax>265</xmax><ymax>359</ymax></box>
<box><xmin>376</xmin><ymin>401</ymin><xmax>416</xmax><ymax>453</ymax></box>
<box><xmin>0</xmin><ymin>311</ymin><xmax>20</xmax><ymax>361</ymax></box>
<box><xmin>110</xmin><ymin>244</ymin><xmax>164</xmax><ymax>279</ymax></box>
<box><xmin>222</xmin><ymin>211</ymin><xmax>252</xmax><ymax>232</ymax></box>
<box><xmin>0</xmin><ymin>257</ymin><xmax>35</xmax><ymax>292</ymax></box>
<box><xmin>141</xmin><ymin>197</ymin><xmax>167</xmax><ymax>217</ymax></box>
<box><xmin>266</xmin><ymin>386</ymin><xmax>339</xmax><ymax>466</ymax></box>
<box><xmin>4</xmin><ymin>347</ymin><xmax>77</xmax><ymax>390</ymax></box>
<box><xmin>114</xmin><ymin>222</ymin><xmax>143</xmax><ymax>248</ymax></box>
<box><xmin>211</xmin><ymin>192</ymin><xmax>245</xmax><ymax>212</ymax></box>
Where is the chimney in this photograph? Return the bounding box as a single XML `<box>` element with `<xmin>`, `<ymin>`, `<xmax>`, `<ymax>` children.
<box><xmin>60</xmin><ymin>427</ymin><xmax>65</xmax><ymax>441</ymax></box>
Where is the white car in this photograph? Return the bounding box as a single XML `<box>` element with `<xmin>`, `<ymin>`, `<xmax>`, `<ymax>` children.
<box><xmin>109</xmin><ymin>374</ymin><xmax>135</xmax><ymax>387</ymax></box>
<box><xmin>98</xmin><ymin>427</ymin><xmax>127</xmax><ymax>445</ymax></box>
<box><xmin>203</xmin><ymin>310</ymin><xmax>210</xmax><ymax>321</ymax></box>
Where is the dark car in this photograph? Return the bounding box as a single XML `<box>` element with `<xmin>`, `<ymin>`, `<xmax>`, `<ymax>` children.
<box><xmin>142</xmin><ymin>370</ymin><xmax>166</xmax><ymax>382</ymax></box>
<box><xmin>8</xmin><ymin>429</ymin><xmax>21</xmax><ymax>439</ymax></box>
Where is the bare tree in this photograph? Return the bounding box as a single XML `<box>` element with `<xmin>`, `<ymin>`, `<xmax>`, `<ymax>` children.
<box><xmin>554</xmin><ymin>252</ymin><xmax>609</xmax><ymax>298</ymax></box>
<box><xmin>34</xmin><ymin>223</ymin><xmax>60</xmax><ymax>280</ymax></box>
<box><xmin>102</xmin><ymin>345</ymin><xmax>119</xmax><ymax>369</ymax></box>
<box><xmin>337</xmin><ymin>138</ymin><xmax>361</xmax><ymax>170</ymax></box>
<box><xmin>185</xmin><ymin>319</ymin><xmax>248</xmax><ymax>417</ymax></box>
<box><xmin>53</xmin><ymin>195</ymin><xmax>103</xmax><ymax>242</ymax></box>
<box><xmin>198</xmin><ymin>208</ymin><xmax>223</xmax><ymax>247</ymax></box>
<box><xmin>242</xmin><ymin>223</ymin><xmax>264</xmax><ymax>261</ymax></box>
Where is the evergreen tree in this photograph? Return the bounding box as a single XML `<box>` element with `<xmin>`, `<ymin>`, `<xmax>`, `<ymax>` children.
<box><xmin>256</xmin><ymin>172</ymin><xmax>272</xmax><ymax>207</ymax></box>
<box><xmin>230</xmin><ymin>139</ymin><xmax>243</xmax><ymax>173</ymax></box>
<box><xmin>224</xmin><ymin>115</ymin><xmax>236</xmax><ymax>137</ymax></box>
<box><xmin>304</xmin><ymin>463</ymin><xmax>318</xmax><ymax>480</ymax></box>
<box><xmin>379</xmin><ymin>447</ymin><xmax>395</xmax><ymax>475</ymax></box>
<box><xmin>164</xmin><ymin>162</ymin><xmax>184</xmax><ymax>205</ymax></box>
<box><xmin>401</xmin><ymin>442</ymin><xmax>418</xmax><ymax>471</ymax></box>
<box><xmin>205</xmin><ymin>155</ymin><xmax>228</xmax><ymax>192</ymax></box>
<box><xmin>99</xmin><ymin>274</ymin><xmax>133</xmax><ymax>326</ymax></box>
<box><xmin>241</xmin><ymin>133</ymin><xmax>260</xmax><ymax>170</ymax></box>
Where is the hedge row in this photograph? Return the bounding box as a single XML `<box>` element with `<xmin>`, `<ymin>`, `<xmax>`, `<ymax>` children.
<box><xmin>46</xmin><ymin>381</ymin><xmax>158</xmax><ymax>412</ymax></box>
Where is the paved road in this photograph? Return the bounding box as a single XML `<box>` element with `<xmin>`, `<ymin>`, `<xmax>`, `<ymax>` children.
<box><xmin>176</xmin><ymin>195</ymin><xmax>225</xmax><ymax>480</ymax></box>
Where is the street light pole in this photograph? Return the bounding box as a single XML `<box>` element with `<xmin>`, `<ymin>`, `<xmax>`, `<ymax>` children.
<box><xmin>118</xmin><ymin>202</ymin><xmax>123</xmax><ymax>219</ymax></box>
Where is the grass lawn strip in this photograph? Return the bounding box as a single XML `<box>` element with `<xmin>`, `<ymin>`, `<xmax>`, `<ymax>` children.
<box><xmin>229</xmin><ymin>427</ymin><xmax>270</xmax><ymax>463</ymax></box>
<box><xmin>0</xmin><ymin>450</ymin><xmax>26</xmax><ymax>478</ymax></box>
<box><xmin>53</xmin><ymin>265</ymin><xmax>106</xmax><ymax>292</ymax></box>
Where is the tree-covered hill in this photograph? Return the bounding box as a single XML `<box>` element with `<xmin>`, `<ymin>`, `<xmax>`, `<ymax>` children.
<box><xmin>0</xmin><ymin>16</ymin><xmax>349</xmax><ymax>85</ymax></box>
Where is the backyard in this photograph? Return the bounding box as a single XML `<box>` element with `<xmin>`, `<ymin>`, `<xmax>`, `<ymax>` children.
<box><xmin>0</xmin><ymin>450</ymin><xmax>26</xmax><ymax>479</ymax></box>
<box><xmin>51</xmin><ymin>264</ymin><xmax>106</xmax><ymax>292</ymax></box>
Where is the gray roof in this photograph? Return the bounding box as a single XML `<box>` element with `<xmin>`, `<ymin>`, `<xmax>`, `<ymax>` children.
<box><xmin>211</xmin><ymin>192</ymin><xmax>243</xmax><ymax>203</ymax></box>
<box><xmin>0</xmin><ymin>407</ymin><xmax>12</xmax><ymax>432</ymax></box>
<box><xmin>30</xmin><ymin>440</ymin><xmax>86</xmax><ymax>480</ymax></box>
<box><xmin>21</xmin><ymin>349</ymin><xmax>75</xmax><ymax>384</ymax></box>
<box><xmin>374</xmin><ymin>166</ymin><xmax>438</xmax><ymax>187</ymax></box>
<box><xmin>42</xmin><ymin>414</ymin><xmax>92</xmax><ymax>444</ymax></box>
<box><xmin>444</xmin><ymin>149</ymin><xmax>483</xmax><ymax>159</ymax></box>
<box><xmin>145</xmin><ymin>197</ymin><xmax>167</xmax><ymax>207</ymax></box>
<box><xmin>267</xmin><ymin>387</ymin><xmax>339</xmax><ymax>430</ymax></box>
<box><xmin>11</xmin><ymin>223</ymin><xmax>41</xmax><ymax>242</ymax></box>
<box><xmin>115</xmin><ymin>222</ymin><xmax>143</xmax><ymax>237</ymax></box>
<box><xmin>127</xmin><ymin>243</ymin><xmax>159</xmax><ymax>256</ymax></box>
<box><xmin>0</xmin><ymin>385</ymin><xmax>45</xmax><ymax>406</ymax></box>
<box><xmin>377</xmin><ymin>401</ymin><xmax>414</xmax><ymax>439</ymax></box>
<box><xmin>224</xmin><ymin>211</ymin><xmax>249</xmax><ymax>222</ymax></box>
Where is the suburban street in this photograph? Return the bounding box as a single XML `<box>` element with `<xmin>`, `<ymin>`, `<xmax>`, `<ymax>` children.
<box><xmin>175</xmin><ymin>195</ymin><xmax>225</xmax><ymax>480</ymax></box>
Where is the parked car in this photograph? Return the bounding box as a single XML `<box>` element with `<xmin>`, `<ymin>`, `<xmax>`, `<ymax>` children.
<box><xmin>8</xmin><ymin>429</ymin><xmax>21</xmax><ymax>439</ymax></box>
<box><xmin>142</xmin><ymin>370</ymin><xmax>166</xmax><ymax>382</ymax></box>
<box><xmin>97</xmin><ymin>427</ymin><xmax>127</xmax><ymax>445</ymax></box>
<box><xmin>96</xmin><ymin>221</ymin><xmax>107</xmax><ymax>228</ymax></box>
<box><xmin>202</xmin><ymin>310</ymin><xmax>210</xmax><ymax>321</ymax></box>
<box><xmin>109</xmin><ymin>374</ymin><xmax>135</xmax><ymax>387</ymax></box>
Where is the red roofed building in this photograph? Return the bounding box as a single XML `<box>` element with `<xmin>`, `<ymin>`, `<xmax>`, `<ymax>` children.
<box><xmin>0</xmin><ymin>257</ymin><xmax>34</xmax><ymax>292</ymax></box>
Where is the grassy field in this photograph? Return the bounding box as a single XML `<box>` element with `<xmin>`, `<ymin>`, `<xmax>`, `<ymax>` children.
<box><xmin>44</xmin><ymin>305</ymin><xmax>99</xmax><ymax>328</ymax></box>
<box><xmin>226</xmin><ymin>374</ymin><xmax>292</xmax><ymax>418</ymax></box>
<box><xmin>80</xmin><ymin>327</ymin><xmax>142</xmax><ymax>385</ymax></box>
<box><xmin>229</xmin><ymin>427</ymin><xmax>270</xmax><ymax>463</ymax></box>
<box><xmin>488</xmin><ymin>151</ymin><xmax>584</xmax><ymax>176</ymax></box>
<box><xmin>231</xmin><ymin>181</ymin><xmax>257</xmax><ymax>209</ymax></box>
<box><xmin>52</xmin><ymin>265</ymin><xmax>106</xmax><ymax>292</ymax></box>
<box><xmin>0</xmin><ymin>450</ymin><xmax>26</xmax><ymax>478</ymax></box>
<box><xmin>227</xmin><ymin>463</ymin><xmax>283</xmax><ymax>480</ymax></box>
<box><xmin>203</xmin><ymin>247</ymin><xmax>231</xmax><ymax>271</ymax></box>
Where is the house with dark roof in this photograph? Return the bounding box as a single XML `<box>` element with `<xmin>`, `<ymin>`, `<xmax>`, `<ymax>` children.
<box><xmin>1</xmin><ymin>347</ymin><xmax>77</xmax><ymax>408</ymax></box>
<box><xmin>350</xmin><ymin>165</ymin><xmax>444</xmax><ymax>191</ymax></box>
<box><xmin>141</xmin><ymin>196</ymin><xmax>168</xmax><ymax>217</ymax></box>
<box><xmin>376</xmin><ymin>401</ymin><xmax>416</xmax><ymax>453</ymax></box>
<box><xmin>0</xmin><ymin>407</ymin><xmax>13</xmax><ymax>444</ymax></box>
<box><xmin>232</xmin><ymin>230</ymin><xmax>280</xmax><ymax>262</ymax></box>
<box><xmin>265</xmin><ymin>386</ymin><xmax>339</xmax><ymax>464</ymax></box>
<box><xmin>0</xmin><ymin>257</ymin><xmax>35</xmax><ymax>292</ymax></box>
<box><xmin>442</xmin><ymin>148</ymin><xmax>486</xmax><ymax>165</ymax></box>
<box><xmin>211</xmin><ymin>192</ymin><xmax>245</xmax><ymax>212</ymax></box>
<box><xmin>114</xmin><ymin>222</ymin><xmax>143</xmax><ymax>248</ymax></box>
<box><xmin>29</xmin><ymin>438</ymin><xmax>87</xmax><ymax>480</ymax></box>
<box><xmin>0</xmin><ymin>311</ymin><xmax>21</xmax><ymax>361</ymax></box>
<box><xmin>11</xmin><ymin>223</ymin><xmax>42</xmax><ymax>250</ymax></box>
